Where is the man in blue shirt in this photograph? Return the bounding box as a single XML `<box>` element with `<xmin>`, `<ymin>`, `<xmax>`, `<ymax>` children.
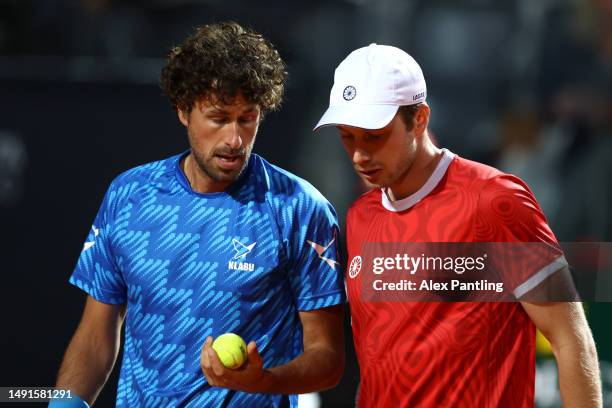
<box><xmin>51</xmin><ymin>21</ymin><xmax>345</xmax><ymax>408</ymax></box>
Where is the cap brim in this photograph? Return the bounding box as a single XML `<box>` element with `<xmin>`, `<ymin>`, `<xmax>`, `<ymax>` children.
<box><xmin>313</xmin><ymin>104</ymin><xmax>399</xmax><ymax>131</ymax></box>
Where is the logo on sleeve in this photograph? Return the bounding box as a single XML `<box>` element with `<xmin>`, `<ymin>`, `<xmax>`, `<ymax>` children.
<box><xmin>229</xmin><ymin>238</ymin><xmax>256</xmax><ymax>271</ymax></box>
<box><xmin>307</xmin><ymin>238</ymin><xmax>340</xmax><ymax>270</ymax></box>
<box><xmin>83</xmin><ymin>225</ymin><xmax>99</xmax><ymax>251</ymax></box>
<box><xmin>348</xmin><ymin>256</ymin><xmax>362</xmax><ymax>278</ymax></box>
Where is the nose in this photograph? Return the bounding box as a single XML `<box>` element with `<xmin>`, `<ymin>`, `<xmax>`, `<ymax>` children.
<box><xmin>352</xmin><ymin>148</ymin><xmax>371</xmax><ymax>166</ymax></box>
<box><xmin>224</xmin><ymin>122</ymin><xmax>243</xmax><ymax>150</ymax></box>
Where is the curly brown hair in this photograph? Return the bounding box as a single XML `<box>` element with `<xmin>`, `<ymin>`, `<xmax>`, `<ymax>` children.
<box><xmin>160</xmin><ymin>21</ymin><xmax>287</xmax><ymax>113</ymax></box>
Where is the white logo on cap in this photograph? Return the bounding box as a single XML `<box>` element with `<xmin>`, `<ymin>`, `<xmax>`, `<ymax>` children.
<box><xmin>343</xmin><ymin>86</ymin><xmax>356</xmax><ymax>101</ymax></box>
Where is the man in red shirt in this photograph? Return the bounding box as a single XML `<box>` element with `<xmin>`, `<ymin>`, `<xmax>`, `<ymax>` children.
<box><xmin>315</xmin><ymin>43</ymin><xmax>602</xmax><ymax>407</ymax></box>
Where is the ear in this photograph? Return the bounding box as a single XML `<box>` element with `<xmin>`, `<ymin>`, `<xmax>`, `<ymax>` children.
<box><xmin>413</xmin><ymin>103</ymin><xmax>431</xmax><ymax>136</ymax></box>
<box><xmin>177</xmin><ymin>108</ymin><xmax>189</xmax><ymax>127</ymax></box>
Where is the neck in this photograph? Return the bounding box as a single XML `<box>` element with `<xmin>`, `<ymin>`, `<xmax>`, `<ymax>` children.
<box><xmin>182</xmin><ymin>154</ymin><xmax>232</xmax><ymax>193</ymax></box>
<box><xmin>386</xmin><ymin>133</ymin><xmax>443</xmax><ymax>201</ymax></box>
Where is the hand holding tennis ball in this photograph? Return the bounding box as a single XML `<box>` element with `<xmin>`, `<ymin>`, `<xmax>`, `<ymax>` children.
<box><xmin>201</xmin><ymin>334</ymin><xmax>268</xmax><ymax>392</ymax></box>
<box><xmin>212</xmin><ymin>333</ymin><xmax>248</xmax><ymax>369</ymax></box>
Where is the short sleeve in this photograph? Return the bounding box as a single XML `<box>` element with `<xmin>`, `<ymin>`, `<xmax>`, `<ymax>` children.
<box><xmin>284</xmin><ymin>196</ymin><xmax>346</xmax><ymax>311</ymax></box>
<box><xmin>69</xmin><ymin>182</ymin><xmax>127</xmax><ymax>304</ymax></box>
<box><xmin>475</xmin><ymin>175</ymin><xmax>567</xmax><ymax>297</ymax></box>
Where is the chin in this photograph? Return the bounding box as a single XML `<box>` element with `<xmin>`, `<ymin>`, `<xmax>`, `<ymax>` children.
<box><xmin>214</xmin><ymin>163</ymin><xmax>247</xmax><ymax>182</ymax></box>
<box><xmin>212</xmin><ymin>170</ymin><xmax>241</xmax><ymax>183</ymax></box>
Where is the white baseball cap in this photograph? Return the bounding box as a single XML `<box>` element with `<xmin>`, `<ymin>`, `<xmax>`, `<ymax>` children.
<box><xmin>314</xmin><ymin>43</ymin><xmax>426</xmax><ymax>131</ymax></box>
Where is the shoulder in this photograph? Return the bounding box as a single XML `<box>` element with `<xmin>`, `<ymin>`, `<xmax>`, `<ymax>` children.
<box><xmin>478</xmin><ymin>173</ymin><xmax>538</xmax><ymax>211</ymax></box>
<box><xmin>254</xmin><ymin>154</ymin><xmax>334</xmax><ymax>213</ymax></box>
<box><xmin>249</xmin><ymin>155</ymin><xmax>338</xmax><ymax>232</ymax></box>
<box><xmin>451</xmin><ymin>155</ymin><xmax>505</xmax><ymax>184</ymax></box>
<box><xmin>471</xmin><ymin>165</ymin><xmax>555</xmax><ymax>242</ymax></box>
<box><xmin>112</xmin><ymin>154</ymin><xmax>177</xmax><ymax>187</ymax></box>
<box><xmin>450</xmin><ymin>156</ymin><xmax>535</xmax><ymax>201</ymax></box>
<box><xmin>104</xmin><ymin>153</ymin><xmax>180</xmax><ymax>208</ymax></box>
<box><xmin>442</xmin><ymin>155</ymin><xmax>555</xmax><ymax>242</ymax></box>
<box><xmin>451</xmin><ymin>155</ymin><xmax>542</xmax><ymax>219</ymax></box>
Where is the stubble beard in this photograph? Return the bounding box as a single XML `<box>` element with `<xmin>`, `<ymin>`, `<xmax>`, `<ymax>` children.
<box><xmin>371</xmin><ymin>145</ymin><xmax>417</xmax><ymax>191</ymax></box>
<box><xmin>186</xmin><ymin>120</ymin><xmax>254</xmax><ymax>184</ymax></box>
<box><xmin>191</xmin><ymin>147</ymin><xmax>251</xmax><ymax>183</ymax></box>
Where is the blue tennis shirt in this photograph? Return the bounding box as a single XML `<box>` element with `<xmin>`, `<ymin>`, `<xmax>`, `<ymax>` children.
<box><xmin>70</xmin><ymin>151</ymin><xmax>345</xmax><ymax>407</ymax></box>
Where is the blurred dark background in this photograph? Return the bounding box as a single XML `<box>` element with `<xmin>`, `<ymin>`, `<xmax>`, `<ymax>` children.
<box><xmin>1</xmin><ymin>0</ymin><xmax>611</xmax><ymax>407</ymax></box>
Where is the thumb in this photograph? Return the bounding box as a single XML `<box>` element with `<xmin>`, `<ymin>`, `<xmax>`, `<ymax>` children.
<box><xmin>247</xmin><ymin>341</ymin><xmax>263</xmax><ymax>367</ymax></box>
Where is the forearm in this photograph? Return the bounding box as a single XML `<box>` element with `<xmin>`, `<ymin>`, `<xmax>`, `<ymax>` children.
<box><xmin>55</xmin><ymin>328</ymin><xmax>120</xmax><ymax>404</ymax></box>
<box><xmin>554</xmin><ymin>334</ymin><xmax>602</xmax><ymax>407</ymax></box>
<box><xmin>201</xmin><ymin>306</ymin><xmax>345</xmax><ymax>394</ymax></box>
<box><xmin>263</xmin><ymin>346</ymin><xmax>344</xmax><ymax>394</ymax></box>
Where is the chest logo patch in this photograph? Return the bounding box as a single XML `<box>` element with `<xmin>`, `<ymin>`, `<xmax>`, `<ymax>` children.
<box><xmin>229</xmin><ymin>239</ymin><xmax>256</xmax><ymax>271</ymax></box>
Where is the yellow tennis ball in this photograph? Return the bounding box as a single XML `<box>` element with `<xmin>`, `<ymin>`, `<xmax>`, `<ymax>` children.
<box><xmin>212</xmin><ymin>333</ymin><xmax>248</xmax><ymax>369</ymax></box>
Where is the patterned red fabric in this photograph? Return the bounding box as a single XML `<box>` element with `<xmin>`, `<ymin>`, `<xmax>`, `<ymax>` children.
<box><xmin>346</xmin><ymin>153</ymin><xmax>559</xmax><ymax>407</ymax></box>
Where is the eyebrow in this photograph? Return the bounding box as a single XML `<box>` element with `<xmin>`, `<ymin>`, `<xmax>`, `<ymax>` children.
<box><xmin>208</xmin><ymin>106</ymin><xmax>258</xmax><ymax>115</ymax></box>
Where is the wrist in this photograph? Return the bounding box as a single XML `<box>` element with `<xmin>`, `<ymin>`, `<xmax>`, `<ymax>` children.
<box><xmin>257</xmin><ymin>369</ymin><xmax>276</xmax><ymax>393</ymax></box>
<box><xmin>48</xmin><ymin>393</ymin><xmax>89</xmax><ymax>408</ymax></box>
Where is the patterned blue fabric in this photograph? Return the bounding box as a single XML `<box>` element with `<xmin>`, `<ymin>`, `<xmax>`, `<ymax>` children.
<box><xmin>70</xmin><ymin>152</ymin><xmax>344</xmax><ymax>407</ymax></box>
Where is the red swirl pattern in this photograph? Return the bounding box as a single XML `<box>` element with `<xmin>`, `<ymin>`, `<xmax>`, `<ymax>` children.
<box><xmin>346</xmin><ymin>155</ymin><xmax>557</xmax><ymax>407</ymax></box>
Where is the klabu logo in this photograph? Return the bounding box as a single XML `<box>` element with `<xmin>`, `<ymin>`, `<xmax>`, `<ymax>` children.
<box><xmin>228</xmin><ymin>238</ymin><xmax>256</xmax><ymax>271</ymax></box>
